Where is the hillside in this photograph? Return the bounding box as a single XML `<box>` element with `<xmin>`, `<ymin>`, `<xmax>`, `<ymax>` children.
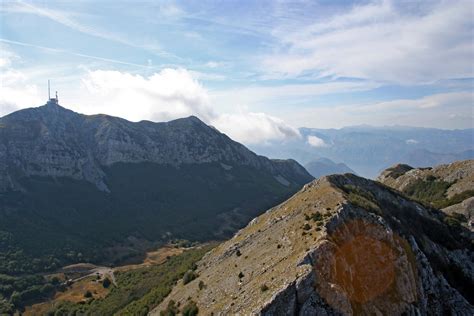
<box><xmin>304</xmin><ymin>157</ymin><xmax>355</xmax><ymax>179</ymax></box>
<box><xmin>0</xmin><ymin>101</ymin><xmax>312</xmax><ymax>274</ymax></box>
<box><xmin>378</xmin><ymin>160</ymin><xmax>474</xmax><ymax>230</ymax></box>
<box><xmin>153</xmin><ymin>173</ymin><xmax>473</xmax><ymax>315</ymax></box>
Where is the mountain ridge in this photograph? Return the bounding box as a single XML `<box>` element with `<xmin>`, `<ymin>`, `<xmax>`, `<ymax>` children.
<box><xmin>152</xmin><ymin>171</ymin><xmax>473</xmax><ymax>315</ymax></box>
<box><xmin>0</xmin><ymin>103</ymin><xmax>310</xmax><ymax>193</ymax></box>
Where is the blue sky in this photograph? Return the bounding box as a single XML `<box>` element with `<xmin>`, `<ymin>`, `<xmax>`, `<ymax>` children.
<box><xmin>0</xmin><ymin>0</ymin><xmax>473</xmax><ymax>144</ymax></box>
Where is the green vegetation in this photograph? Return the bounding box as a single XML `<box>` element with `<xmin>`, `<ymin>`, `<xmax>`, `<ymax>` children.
<box><xmin>401</xmin><ymin>177</ymin><xmax>474</xmax><ymax>210</ymax></box>
<box><xmin>311</xmin><ymin>211</ymin><xmax>323</xmax><ymax>221</ymax></box>
<box><xmin>183</xmin><ymin>270</ymin><xmax>198</xmax><ymax>285</ymax></box>
<box><xmin>433</xmin><ymin>190</ymin><xmax>474</xmax><ymax>209</ymax></box>
<box><xmin>102</xmin><ymin>277</ymin><xmax>111</xmax><ymax>288</ymax></box>
<box><xmin>0</xmin><ymin>162</ymin><xmax>302</xmax><ymax>313</ymax></box>
<box><xmin>48</xmin><ymin>244</ymin><xmax>214</xmax><ymax>316</ymax></box>
<box><xmin>1</xmin><ymin>162</ymin><xmax>299</xmax><ymax>274</ymax></box>
<box><xmin>343</xmin><ymin>184</ymin><xmax>381</xmax><ymax>214</ymax></box>
<box><xmin>160</xmin><ymin>300</ymin><xmax>179</xmax><ymax>316</ymax></box>
<box><xmin>198</xmin><ymin>280</ymin><xmax>205</xmax><ymax>290</ymax></box>
<box><xmin>0</xmin><ymin>272</ymin><xmax>61</xmax><ymax>314</ymax></box>
<box><xmin>444</xmin><ymin>212</ymin><xmax>468</xmax><ymax>228</ymax></box>
<box><xmin>182</xmin><ymin>300</ymin><xmax>199</xmax><ymax>316</ymax></box>
<box><xmin>403</xmin><ymin>177</ymin><xmax>452</xmax><ymax>207</ymax></box>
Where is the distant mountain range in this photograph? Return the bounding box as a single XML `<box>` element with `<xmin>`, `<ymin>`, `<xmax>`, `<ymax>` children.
<box><xmin>249</xmin><ymin>126</ymin><xmax>474</xmax><ymax>178</ymax></box>
<box><xmin>0</xmin><ymin>102</ymin><xmax>312</xmax><ymax>273</ymax></box>
<box><xmin>304</xmin><ymin>157</ymin><xmax>355</xmax><ymax>179</ymax></box>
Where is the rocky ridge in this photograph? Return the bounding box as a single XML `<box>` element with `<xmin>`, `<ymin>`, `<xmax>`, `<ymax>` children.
<box><xmin>0</xmin><ymin>102</ymin><xmax>311</xmax><ymax>192</ymax></box>
<box><xmin>378</xmin><ymin>160</ymin><xmax>474</xmax><ymax>229</ymax></box>
<box><xmin>152</xmin><ymin>173</ymin><xmax>473</xmax><ymax>315</ymax></box>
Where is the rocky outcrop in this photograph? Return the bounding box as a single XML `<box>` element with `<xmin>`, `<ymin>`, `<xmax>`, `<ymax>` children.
<box><xmin>378</xmin><ymin>160</ymin><xmax>474</xmax><ymax>230</ymax></box>
<box><xmin>0</xmin><ymin>103</ymin><xmax>312</xmax><ymax>192</ymax></box>
<box><xmin>152</xmin><ymin>173</ymin><xmax>473</xmax><ymax>315</ymax></box>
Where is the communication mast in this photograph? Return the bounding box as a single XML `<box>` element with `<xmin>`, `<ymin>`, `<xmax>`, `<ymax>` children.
<box><xmin>47</xmin><ymin>80</ymin><xmax>59</xmax><ymax>104</ymax></box>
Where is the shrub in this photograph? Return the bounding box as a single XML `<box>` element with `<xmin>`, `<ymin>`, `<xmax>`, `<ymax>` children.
<box><xmin>160</xmin><ymin>300</ymin><xmax>178</xmax><ymax>316</ymax></box>
<box><xmin>198</xmin><ymin>280</ymin><xmax>205</xmax><ymax>290</ymax></box>
<box><xmin>183</xmin><ymin>270</ymin><xmax>197</xmax><ymax>285</ymax></box>
<box><xmin>182</xmin><ymin>300</ymin><xmax>198</xmax><ymax>316</ymax></box>
<box><xmin>102</xmin><ymin>277</ymin><xmax>111</xmax><ymax>288</ymax></box>
<box><xmin>238</xmin><ymin>272</ymin><xmax>244</xmax><ymax>279</ymax></box>
<box><xmin>84</xmin><ymin>291</ymin><xmax>92</xmax><ymax>298</ymax></box>
<box><xmin>303</xmin><ymin>223</ymin><xmax>311</xmax><ymax>231</ymax></box>
<box><xmin>235</xmin><ymin>249</ymin><xmax>242</xmax><ymax>257</ymax></box>
<box><xmin>311</xmin><ymin>212</ymin><xmax>323</xmax><ymax>221</ymax></box>
<box><xmin>260</xmin><ymin>284</ymin><xmax>269</xmax><ymax>292</ymax></box>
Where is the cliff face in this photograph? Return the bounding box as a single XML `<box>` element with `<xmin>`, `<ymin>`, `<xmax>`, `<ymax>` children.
<box><xmin>0</xmin><ymin>102</ymin><xmax>311</xmax><ymax>192</ymax></box>
<box><xmin>153</xmin><ymin>173</ymin><xmax>473</xmax><ymax>315</ymax></box>
<box><xmin>378</xmin><ymin>160</ymin><xmax>474</xmax><ymax>230</ymax></box>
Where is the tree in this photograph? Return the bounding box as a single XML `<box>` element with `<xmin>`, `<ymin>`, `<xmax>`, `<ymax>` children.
<box><xmin>102</xmin><ymin>277</ymin><xmax>111</xmax><ymax>288</ymax></box>
<box><xmin>9</xmin><ymin>291</ymin><xmax>21</xmax><ymax>307</ymax></box>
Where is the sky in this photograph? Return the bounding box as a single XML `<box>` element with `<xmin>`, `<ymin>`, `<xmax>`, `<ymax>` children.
<box><xmin>0</xmin><ymin>0</ymin><xmax>473</xmax><ymax>145</ymax></box>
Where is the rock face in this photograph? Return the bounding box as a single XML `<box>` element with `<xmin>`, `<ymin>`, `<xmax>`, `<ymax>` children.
<box><xmin>152</xmin><ymin>173</ymin><xmax>473</xmax><ymax>315</ymax></box>
<box><xmin>0</xmin><ymin>102</ymin><xmax>311</xmax><ymax>192</ymax></box>
<box><xmin>378</xmin><ymin>160</ymin><xmax>474</xmax><ymax>230</ymax></box>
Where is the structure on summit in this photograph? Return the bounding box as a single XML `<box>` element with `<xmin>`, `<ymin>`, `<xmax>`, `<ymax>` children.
<box><xmin>47</xmin><ymin>79</ymin><xmax>59</xmax><ymax>105</ymax></box>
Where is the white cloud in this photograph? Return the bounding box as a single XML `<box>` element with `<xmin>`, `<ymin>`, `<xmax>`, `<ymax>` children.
<box><xmin>406</xmin><ymin>139</ymin><xmax>419</xmax><ymax>145</ymax></box>
<box><xmin>212</xmin><ymin>112</ymin><xmax>301</xmax><ymax>145</ymax></box>
<box><xmin>80</xmin><ymin>69</ymin><xmax>214</xmax><ymax>122</ymax></box>
<box><xmin>264</xmin><ymin>0</ymin><xmax>473</xmax><ymax>83</ymax></box>
<box><xmin>0</xmin><ymin>47</ymin><xmax>42</xmax><ymax>115</ymax></box>
<box><xmin>66</xmin><ymin>69</ymin><xmax>299</xmax><ymax>145</ymax></box>
<box><xmin>307</xmin><ymin>135</ymin><xmax>327</xmax><ymax>147</ymax></box>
